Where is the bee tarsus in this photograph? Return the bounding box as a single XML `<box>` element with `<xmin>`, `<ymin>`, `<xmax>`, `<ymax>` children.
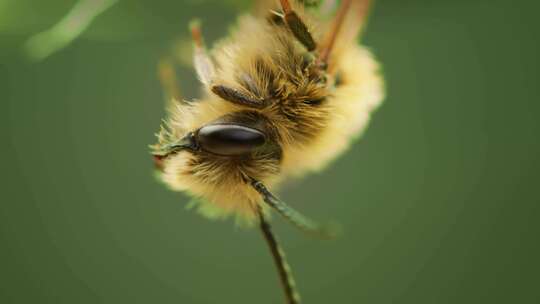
<box><xmin>250</xmin><ymin>177</ymin><xmax>339</xmax><ymax>239</ymax></box>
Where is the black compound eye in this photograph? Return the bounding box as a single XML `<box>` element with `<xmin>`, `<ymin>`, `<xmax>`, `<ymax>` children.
<box><xmin>196</xmin><ymin>124</ymin><xmax>266</xmax><ymax>156</ymax></box>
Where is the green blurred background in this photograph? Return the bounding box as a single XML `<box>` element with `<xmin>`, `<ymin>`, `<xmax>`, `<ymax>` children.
<box><xmin>1</xmin><ymin>0</ymin><xmax>539</xmax><ymax>303</ymax></box>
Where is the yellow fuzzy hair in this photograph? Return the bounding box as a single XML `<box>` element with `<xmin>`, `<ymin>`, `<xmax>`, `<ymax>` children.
<box><xmin>154</xmin><ymin>4</ymin><xmax>384</xmax><ymax>225</ymax></box>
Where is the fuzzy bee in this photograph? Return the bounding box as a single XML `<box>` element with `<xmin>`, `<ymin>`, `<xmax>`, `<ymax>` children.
<box><xmin>151</xmin><ymin>0</ymin><xmax>384</xmax><ymax>302</ymax></box>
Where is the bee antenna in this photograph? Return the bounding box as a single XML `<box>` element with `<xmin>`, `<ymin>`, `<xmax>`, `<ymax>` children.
<box><xmin>258</xmin><ymin>208</ymin><xmax>302</xmax><ymax>304</ymax></box>
<box><xmin>250</xmin><ymin>178</ymin><xmax>341</xmax><ymax>239</ymax></box>
<box><xmin>278</xmin><ymin>0</ymin><xmax>317</xmax><ymax>51</ymax></box>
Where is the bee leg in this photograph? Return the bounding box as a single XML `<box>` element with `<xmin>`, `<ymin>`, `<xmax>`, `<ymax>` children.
<box><xmin>190</xmin><ymin>20</ymin><xmax>216</xmax><ymax>86</ymax></box>
<box><xmin>250</xmin><ymin>178</ymin><xmax>340</xmax><ymax>239</ymax></box>
<box><xmin>320</xmin><ymin>0</ymin><xmax>337</xmax><ymax>13</ymax></box>
<box><xmin>257</xmin><ymin>208</ymin><xmax>302</xmax><ymax>304</ymax></box>
<box><xmin>278</xmin><ymin>0</ymin><xmax>317</xmax><ymax>52</ymax></box>
<box><xmin>317</xmin><ymin>0</ymin><xmax>371</xmax><ymax>70</ymax></box>
<box><xmin>157</xmin><ymin>57</ymin><xmax>183</xmax><ymax>104</ymax></box>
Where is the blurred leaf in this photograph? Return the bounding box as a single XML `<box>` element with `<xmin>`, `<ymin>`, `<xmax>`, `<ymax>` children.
<box><xmin>0</xmin><ymin>0</ymin><xmax>75</xmax><ymax>34</ymax></box>
<box><xmin>23</xmin><ymin>0</ymin><xmax>119</xmax><ymax>61</ymax></box>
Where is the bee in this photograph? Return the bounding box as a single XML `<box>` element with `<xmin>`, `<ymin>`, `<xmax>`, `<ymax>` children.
<box><xmin>151</xmin><ymin>0</ymin><xmax>384</xmax><ymax>303</ymax></box>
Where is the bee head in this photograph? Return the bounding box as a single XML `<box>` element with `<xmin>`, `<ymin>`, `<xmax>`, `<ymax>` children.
<box><xmin>152</xmin><ymin>111</ymin><xmax>282</xmax><ymax>169</ymax></box>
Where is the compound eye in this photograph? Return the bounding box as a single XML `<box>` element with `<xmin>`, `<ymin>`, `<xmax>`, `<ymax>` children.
<box><xmin>196</xmin><ymin>124</ymin><xmax>266</xmax><ymax>156</ymax></box>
